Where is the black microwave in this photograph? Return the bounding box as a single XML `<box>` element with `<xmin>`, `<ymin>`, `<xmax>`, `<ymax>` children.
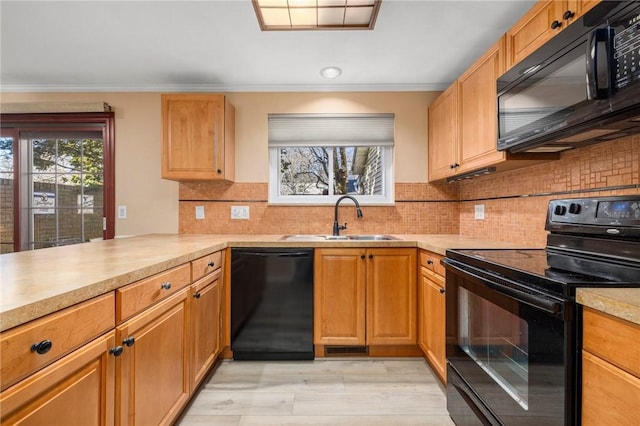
<box><xmin>497</xmin><ymin>1</ymin><xmax>640</xmax><ymax>154</ymax></box>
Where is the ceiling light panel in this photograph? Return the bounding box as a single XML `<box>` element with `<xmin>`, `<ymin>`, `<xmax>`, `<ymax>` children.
<box><xmin>253</xmin><ymin>0</ymin><xmax>381</xmax><ymax>31</ymax></box>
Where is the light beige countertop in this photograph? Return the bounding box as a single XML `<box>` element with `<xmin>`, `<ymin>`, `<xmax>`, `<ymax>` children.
<box><xmin>577</xmin><ymin>288</ymin><xmax>640</xmax><ymax>326</ymax></box>
<box><xmin>0</xmin><ymin>233</ymin><xmax>535</xmax><ymax>332</ymax></box>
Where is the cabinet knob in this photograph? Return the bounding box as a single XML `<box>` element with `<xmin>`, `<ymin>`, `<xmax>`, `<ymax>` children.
<box><xmin>562</xmin><ymin>10</ymin><xmax>574</xmax><ymax>20</ymax></box>
<box><xmin>368</xmin><ymin>254</ymin><xmax>373</xmax><ymax>259</ymax></box>
<box><xmin>160</xmin><ymin>282</ymin><xmax>171</xmax><ymax>290</ymax></box>
<box><xmin>427</xmin><ymin>259</ymin><xmax>434</xmax><ymax>265</ymax></box>
<box><xmin>439</xmin><ymin>288</ymin><xmax>446</xmax><ymax>294</ymax></box>
<box><xmin>551</xmin><ymin>20</ymin><xmax>562</xmax><ymax>29</ymax></box>
<box><xmin>122</xmin><ymin>337</ymin><xmax>136</xmax><ymax>347</ymax></box>
<box><xmin>450</xmin><ymin>163</ymin><xmax>460</xmax><ymax>169</ymax></box>
<box><xmin>208</xmin><ymin>261</ymin><xmax>215</xmax><ymax>268</ymax></box>
<box><xmin>361</xmin><ymin>255</ymin><xmax>366</xmax><ymax>260</ymax></box>
<box><xmin>109</xmin><ymin>346</ymin><xmax>124</xmax><ymax>357</ymax></box>
<box><xmin>31</xmin><ymin>340</ymin><xmax>52</xmax><ymax>355</ymax></box>
<box><xmin>216</xmin><ymin>169</ymin><xmax>222</xmax><ymax>174</ymax></box>
<box><xmin>194</xmin><ymin>292</ymin><xmax>201</xmax><ymax>299</ymax></box>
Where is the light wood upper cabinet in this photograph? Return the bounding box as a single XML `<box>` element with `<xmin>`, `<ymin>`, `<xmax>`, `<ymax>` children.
<box><xmin>161</xmin><ymin>94</ymin><xmax>235</xmax><ymax>181</ymax></box>
<box><xmin>418</xmin><ymin>251</ymin><xmax>446</xmax><ymax>384</ymax></box>
<box><xmin>427</xmin><ymin>83</ymin><xmax>458</xmax><ymax>182</ymax></box>
<box><xmin>457</xmin><ymin>37</ymin><xmax>506</xmax><ymax>174</ymax></box>
<box><xmin>506</xmin><ymin>0</ymin><xmax>601</xmax><ymax>71</ymax></box>
<box><xmin>314</xmin><ymin>248</ymin><xmax>416</xmax><ymax>347</ymax></box>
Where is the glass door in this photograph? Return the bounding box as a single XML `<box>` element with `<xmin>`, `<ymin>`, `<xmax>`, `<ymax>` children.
<box><xmin>0</xmin><ymin>130</ymin><xmax>17</xmax><ymax>254</ymax></box>
<box><xmin>20</xmin><ymin>130</ymin><xmax>105</xmax><ymax>250</ymax></box>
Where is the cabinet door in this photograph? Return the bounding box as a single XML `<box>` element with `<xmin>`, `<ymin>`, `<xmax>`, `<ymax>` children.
<box><xmin>366</xmin><ymin>248</ymin><xmax>417</xmax><ymax>345</ymax></box>
<box><xmin>0</xmin><ymin>331</ymin><xmax>116</xmax><ymax>426</ymax></box>
<box><xmin>428</xmin><ymin>82</ymin><xmax>458</xmax><ymax>181</ymax></box>
<box><xmin>582</xmin><ymin>350</ymin><xmax>640</xmax><ymax>426</ymax></box>
<box><xmin>161</xmin><ymin>94</ymin><xmax>231</xmax><ymax>181</ymax></box>
<box><xmin>458</xmin><ymin>37</ymin><xmax>506</xmax><ymax>174</ymax></box>
<box><xmin>421</xmin><ymin>268</ymin><xmax>446</xmax><ymax>383</ymax></box>
<box><xmin>505</xmin><ymin>0</ymin><xmax>563</xmax><ymax>70</ymax></box>
<box><xmin>314</xmin><ymin>248</ymin><xmax>366</xmax><ymax>346</ymax></box>
<box><xmin>116</xmin><ymin>288</ymin><xmax>190</xmax><ymax>426</ymax></box>
<box><xmin>190</xmin><ymin>269</ymin><xmax>222</xmax><ymax>391</ymax></box>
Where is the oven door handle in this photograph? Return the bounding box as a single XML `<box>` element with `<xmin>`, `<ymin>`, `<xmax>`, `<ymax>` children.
<box><xmin>444</xmin><ymin>260</ymin><xmax>565</xmax><ymax>316</ymax></box>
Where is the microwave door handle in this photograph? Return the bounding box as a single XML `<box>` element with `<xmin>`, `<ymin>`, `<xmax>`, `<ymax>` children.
<box><xmin>586</xmin><ymin>28</ymin><xmax>611</xmax><ymax>100</ymax></box>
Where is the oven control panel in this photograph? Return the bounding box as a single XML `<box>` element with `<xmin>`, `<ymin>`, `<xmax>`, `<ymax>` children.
<box><xmin>546</xmin><ymin>196</ymin><xmax>640</xmax><ymax>237</ymax></box>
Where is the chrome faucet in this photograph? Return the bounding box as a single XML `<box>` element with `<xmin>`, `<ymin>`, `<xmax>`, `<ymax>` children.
<box><xmin>333</xmin><ymin>195</ymin><xmax>363</xmax><ymax>236</ymax></box>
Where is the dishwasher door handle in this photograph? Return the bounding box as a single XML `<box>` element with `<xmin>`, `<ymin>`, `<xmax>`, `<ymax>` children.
<box><xmin>237</xmin><ymin>251</ymin><xmax>311</xmax><ymax>257</ymax></box>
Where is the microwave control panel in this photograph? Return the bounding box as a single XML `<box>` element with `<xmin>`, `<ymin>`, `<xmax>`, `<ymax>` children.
<box><xmin>613</xmin><ymin>9</ymin><xmax>640</xmax><ymax>89</ymax></box>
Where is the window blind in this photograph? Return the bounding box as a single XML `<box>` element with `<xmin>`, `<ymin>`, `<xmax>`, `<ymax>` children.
<box><xmin>268</xmin><ymin>113</ymin><xmax>395</xmax><ymax>147</ymax></box>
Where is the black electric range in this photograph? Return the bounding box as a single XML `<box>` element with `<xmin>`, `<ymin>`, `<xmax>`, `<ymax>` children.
<box><xmin>443</xmin><ymin>196</ymin><xmax>640</xmax><ymax>426</ymax></box>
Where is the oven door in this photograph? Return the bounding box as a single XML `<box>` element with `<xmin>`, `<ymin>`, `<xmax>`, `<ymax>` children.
<box><xmin>444</xmin><ymin>258</ymin><xmax>573</xmax><ymax>426</ymax></box>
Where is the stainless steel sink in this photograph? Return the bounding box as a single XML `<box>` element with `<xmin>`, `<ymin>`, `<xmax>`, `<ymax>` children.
<box><xmin>280</xmin><ymin>234</ymin><xmax>398</xmax><ymax>241</ymax></box>
<box><xmin>345</xmin><ymin>235</ymin><xmax>398</xmax><ymax>240</ymax></box>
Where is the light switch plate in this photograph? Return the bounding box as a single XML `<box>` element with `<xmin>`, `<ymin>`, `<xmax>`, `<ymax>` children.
<box><xmin>231</xmin><ymin>206</ymin><xmax>250</xmax><ymax>220</ymax></box>
<box><xmin>195</xmin><ymin>205</ymin><xmax>205</xmax><ymax>220</ymax></box>
<box><xmin>474</xmin><ymin>204</ymin><xmax>485</xmax><ymax>220</ymax></box>
<box><xmin>117</xmin><ymin>205</ymin><xmax>127</xmax><ymax>219</ymax></box>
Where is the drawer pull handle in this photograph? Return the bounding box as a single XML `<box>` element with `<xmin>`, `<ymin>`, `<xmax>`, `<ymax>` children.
<box><xmin>31</xmin><ymin>340</ymin><xmax>52</xmax><ymax>355</ymax></box>
<box><xmin>208</xmin><ymin>261</ymin><xmax>215</xmax><ymax>267</ymax></box>
<box><xmin>427</xmin><ymin>259</ymin><xmax>434</xmax><ymax>265</ymax></box>
<box><xmin>194</xmin><ymin>292</ymin><xmax>201</xmax><ymax>299</ymax></box>
<box><xmin>562</xmin><ymin>10</ymin><xmax>574</xmax><ymax>20</ymax></box>
<box><xmin>122</xmin><ymin>337</ymin><xmax>136</xmax><ymax>347</ymax></box>
<box><xmin>161</xmin><ymin>282</ymin><xmax>172</xmax><ymax>290</ymax></box>
<box><xmin>109</xmin><ymin>346</ymin><xmax>124</xmax><ymax>357</ymax></box>
<box><xmin>551</xmin><ymin>20</ymin><xmax>562</xmax><ymax>29</ymax></box>
<box><xmin>439</xmin><ymin>288</ymin><xmax>446</xmax><ymax>294</ymax></box>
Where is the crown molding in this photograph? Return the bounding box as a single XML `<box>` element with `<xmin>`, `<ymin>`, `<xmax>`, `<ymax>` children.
<box><xmin>0</xmin><ymin>82</ymin><xmax>449</xmax><ymax>93</ymax></box>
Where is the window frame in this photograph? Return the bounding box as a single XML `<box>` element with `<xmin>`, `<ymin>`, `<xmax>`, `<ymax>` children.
<box><xmin>0</xmin><ymin>112</ymin><xmax>115</xmax><ymax>252</ymax></box>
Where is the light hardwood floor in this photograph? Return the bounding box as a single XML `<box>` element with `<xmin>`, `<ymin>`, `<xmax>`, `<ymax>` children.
<box><xmin>178</xmin><ymin>358</ymin><xmax>455</xmax><ymax>425</ymax></box>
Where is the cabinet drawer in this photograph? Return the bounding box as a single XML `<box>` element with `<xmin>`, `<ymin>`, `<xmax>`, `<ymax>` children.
<box><xmin>192</xmin><ymin>251</ymin><xmax>222</xmax><ymax>282</ymax></box>
<box><xmin>116</xmin><ymin>263</ymin><xmax>190</xmax><ymax>323</ymax></box>
<box><xmin>0</xmin><ymin>292</ymin><xmax>115</xmax><ymax>391</ymax></box>
<box><xmin>583</xmin><ymin>307</ymin><xmax>640</xmax><ymax>377</ymax></box>
<box><xmin>419</xmin><ymin>251</ymin><xmax>445</xmax><ymax>277</ymax></box>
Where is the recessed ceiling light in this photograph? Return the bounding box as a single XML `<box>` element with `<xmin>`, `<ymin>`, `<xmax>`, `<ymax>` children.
<box><xmin>320</xmin><ymin>66</ymin><xmax>342</xmax><ymax>78</ymax></box>
<box><xmin>252</xmin><ymin>0</ymin><xmax>382</xmax><ymax>31</ymax></box>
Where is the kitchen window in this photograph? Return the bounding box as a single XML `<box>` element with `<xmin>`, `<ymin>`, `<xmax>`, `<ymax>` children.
<box><xmin>268</xmin><ymin>113</ymin><xmax>394</xmax><ymax>205</ymax></box>
<box><xmin>0</xmin><ymin>113</ymin><xmax>115</xmax><ymax>253</ymax></box>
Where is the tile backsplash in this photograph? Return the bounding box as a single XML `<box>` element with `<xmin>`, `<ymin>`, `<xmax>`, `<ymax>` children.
<box><xmin>179</xmin><ymin>135</ymin><xmax>639</xmax><ymax>246</ymax></box>
<box><xmin>179</xmin><ymin>182</ymin><xmax>460</xmax><ymax>235</ymax></box>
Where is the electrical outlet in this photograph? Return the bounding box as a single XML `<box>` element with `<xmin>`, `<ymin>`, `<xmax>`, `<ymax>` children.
<box><xmin>117</xmin><ymin>205</ymin><xmax>127</xmax><ymax>219</ymax></box>
<box><xmin>195</xmin><ymin>206</ymin><xmax>205</xmax><ymax>220</ymax></box>
<box><xmin>474</xmin><ymin>204</ymin><xmax>485</xmax><ymax>220</ymax></box>
<box><xmin>231</xmin><ymin>206</ymin><xmax>250</xmax><ymax>220</ymax></box>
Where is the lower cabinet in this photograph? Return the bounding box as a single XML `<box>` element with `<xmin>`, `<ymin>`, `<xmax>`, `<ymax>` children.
<box><xmin>0</xmin><ymin>331</ymin><xmax>116</xmax><ymax>425</ymax></box>
<box><xmin>581</xmin><ymin>307</ymin><xmax>640</xmax><ymax>425</ymax></box>
<box><xmin>418</xmin><ymin>250</ymin><xmax>447</xmax><ymax>383</ymax></box>
<box><xmin>314</xmin><ymin>248</ymin><xmax>417</xmax><ymax>348</ymax></box>
<box><xmin>115</xmin><ymin>288</ymin><xmax>190</xmax><ymax>426</ymax></box>
<box><xmin>190</xmin><ymin>268</ymin><xmax>222</xmax><ymax>391</ymax></box>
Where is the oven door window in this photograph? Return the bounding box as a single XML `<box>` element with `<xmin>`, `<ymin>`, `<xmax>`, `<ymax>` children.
<box><xmin>459</xmin><ymin>287</ymin><xmax>529</xmax><ymax>409</ymax></box>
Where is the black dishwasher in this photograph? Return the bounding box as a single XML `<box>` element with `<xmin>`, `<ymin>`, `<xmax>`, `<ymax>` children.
<box><xmin>231</xmin><ymin>248</ymin><xmax>314</xmax><ymax>360</ymax></box>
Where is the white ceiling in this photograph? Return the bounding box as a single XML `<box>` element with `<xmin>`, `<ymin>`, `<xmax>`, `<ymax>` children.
<box><xmin>0</xmin><ymin>0</ymin><xmax>536</xmax><ymax>93</ymax></box>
